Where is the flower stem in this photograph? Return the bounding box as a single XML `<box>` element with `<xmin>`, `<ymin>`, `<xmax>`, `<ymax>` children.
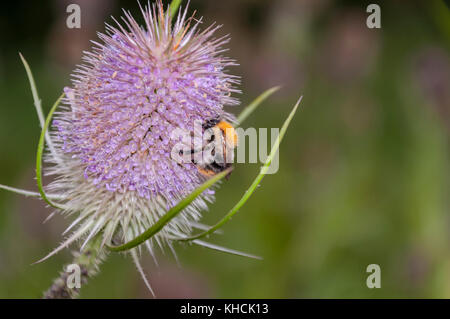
<box><xmin>43</xmin><ymin>235</ymin><xmax>106</xmax><ymax>299</ymax></box>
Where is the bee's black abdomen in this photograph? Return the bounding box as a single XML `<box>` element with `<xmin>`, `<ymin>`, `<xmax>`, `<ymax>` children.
<box><xmin>202</xmin><ymin>116</ymin><xmax>221</xmax><ymax>130</ymax></box>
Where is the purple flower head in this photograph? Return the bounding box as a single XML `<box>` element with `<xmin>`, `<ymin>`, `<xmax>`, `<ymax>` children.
<box><xmin>54</xmin><ymin>2</ymin><xmax>239</xmax><ymax>204</ymax></box>
<box><xmin>42</xmin><ymin>1</ymin><xmax>240</xmax><ymax>287</ymax></box>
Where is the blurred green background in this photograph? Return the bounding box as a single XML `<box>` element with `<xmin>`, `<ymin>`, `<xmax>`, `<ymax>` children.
<box><xmin>0</xmin><ymin>0</ymin><xmax>450</xmax><ymax>298</ymax></box>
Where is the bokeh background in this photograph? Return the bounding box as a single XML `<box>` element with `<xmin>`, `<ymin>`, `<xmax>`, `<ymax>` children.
<box><xmin>0</xmin><ymin>0</ymin><xmax>449</xmax><ymax>298</ymax></box>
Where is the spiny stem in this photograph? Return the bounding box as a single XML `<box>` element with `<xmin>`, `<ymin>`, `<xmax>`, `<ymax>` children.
<box><xmin>43</xmin><ymin>235</ymin><xmax>105</xmax><ymax>299</ymax></box>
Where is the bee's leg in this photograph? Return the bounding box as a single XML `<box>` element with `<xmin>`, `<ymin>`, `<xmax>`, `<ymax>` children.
<box><xmin>197</xmin><ymin>166</ymin><xmax>216</xmax><ymax>177</ymax></box>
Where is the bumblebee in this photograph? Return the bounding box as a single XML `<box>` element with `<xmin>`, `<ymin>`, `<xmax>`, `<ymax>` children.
<box><xmin>193</xmin><ymin>117</ymin><xmax>238</xmax><ymax>177</ymax></box>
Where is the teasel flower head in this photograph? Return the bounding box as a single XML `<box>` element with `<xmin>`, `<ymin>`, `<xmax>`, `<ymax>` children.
<box><xmin>40</xmin><ymin>1</ymin><xmax>240</xmax><ymax>289</ymax></box>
